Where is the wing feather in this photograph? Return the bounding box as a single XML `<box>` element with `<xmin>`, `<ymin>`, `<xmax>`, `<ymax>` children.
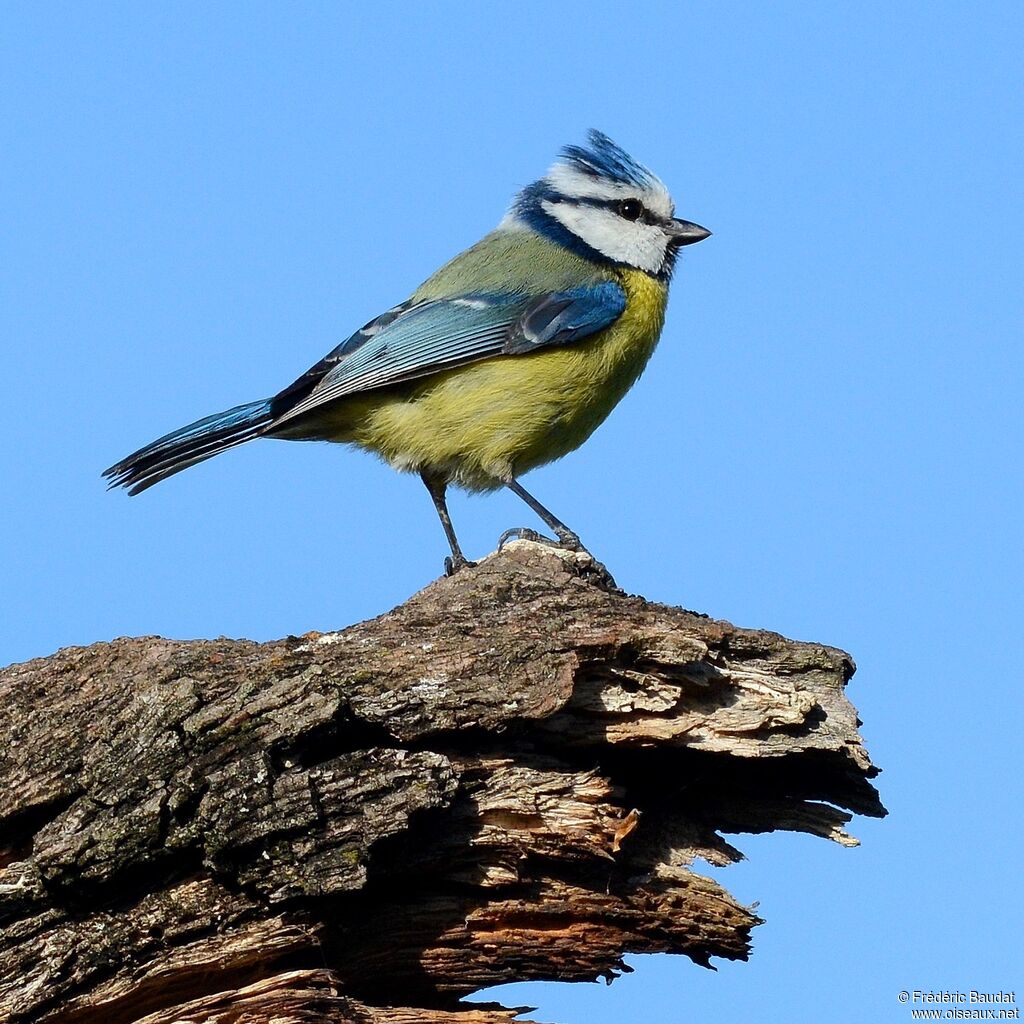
<box><xmin>270</xmin><ymin>281</ymin><xmax>626</xmax><ymax>427</ymax></box>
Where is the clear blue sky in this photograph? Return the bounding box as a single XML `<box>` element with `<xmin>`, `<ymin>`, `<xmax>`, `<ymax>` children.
<box><xmin>2</xmin><ymin>2</ymin><xmax>1021</xmax><ymax>1021</ymax></box>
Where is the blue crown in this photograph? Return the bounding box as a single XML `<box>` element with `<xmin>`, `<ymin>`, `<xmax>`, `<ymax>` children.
<box><xmin>556</xmin><ymin>130</ymin><xmax>655</xmax><ymax>189</ymax></box>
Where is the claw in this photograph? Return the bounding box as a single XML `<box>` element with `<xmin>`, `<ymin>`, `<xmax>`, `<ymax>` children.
<box><xmin>497</xmin><ymin>527</ymin><xmax>585</xmax><ymax>555</ymax></box>
<box><xmin>444</xmin><ymin>554</ymin><xmax>476</xmax><ymax>576</ymax></box>
<box><xmin>498</xmin><ymin>527</ymin><xmax>550</xmax><ymax>549</ymax></box>
<box><xmin>553</xmin><ymin>528</ymin><xmax>582</xmax><ymax>550</ymax></box>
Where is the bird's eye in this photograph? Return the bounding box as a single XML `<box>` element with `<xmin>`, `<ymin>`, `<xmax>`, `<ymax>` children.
<box><xmin>617</xmin><ymin>198</ymin><xmax>644</xmax><ymax>221</ymax></box>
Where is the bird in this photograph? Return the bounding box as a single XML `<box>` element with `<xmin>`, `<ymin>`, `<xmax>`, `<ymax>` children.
<box><xmin>104</xmin><ymin>131</ymin><xmax>710</xmax><ymax>574</ymax></box>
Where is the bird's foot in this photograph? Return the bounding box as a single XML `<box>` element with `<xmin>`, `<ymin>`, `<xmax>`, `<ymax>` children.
<box><xmin>553</xmin><ymin>527</ymin><xmax>583</xmax><ymax>551</ymax></box>
<box><xmin>444</xmin><ymin>553</ymin><xmax>477</xmax><ymax>577</ymax></box>
<box><xmin>497</xmin><ymin>527</ymin><xmax>618</xmax><ymax>590</ymax></box>
<box><xmin>498</xmin><ymin>526</ymin><xmax>583</xmax><ymax>551</ymax></box>
<box><xmin>498</xmin><ymin>527</ymin><xmax>549</xmax><ymax>549</ymax></box>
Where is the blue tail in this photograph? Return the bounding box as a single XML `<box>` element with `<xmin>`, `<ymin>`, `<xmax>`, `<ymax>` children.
<box><xmin>104</xmin><ymin>399</ymin><xmax>274</xmax><ymax>495</ymax></box>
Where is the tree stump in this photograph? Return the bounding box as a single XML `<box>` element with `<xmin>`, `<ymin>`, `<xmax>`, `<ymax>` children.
<box><xmin>0</xmin><ymin>541</ymin><xmax>884</xmax><ymax>1023</ymax></box>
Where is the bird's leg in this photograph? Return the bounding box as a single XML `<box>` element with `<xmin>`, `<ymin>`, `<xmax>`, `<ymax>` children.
<box><xmin>499</xmin><ymin>477</ymin><xmax>584</xmax><ymax>551</ymax></box>
<box><xmin>420</xmin><ymin>471</ymin><xmax>475</xmax><ymax>576</ymax></box>
<box><xmin>499</xmin><ymin>476</ymin><xmax>618</xmax><ymax>589</ymax></box>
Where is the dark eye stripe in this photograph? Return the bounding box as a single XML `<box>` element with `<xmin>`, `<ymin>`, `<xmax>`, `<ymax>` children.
<box><xmin>564</xmin><ymin>196</ymin><xmax>658</xmax><ymax>223</ymax></box>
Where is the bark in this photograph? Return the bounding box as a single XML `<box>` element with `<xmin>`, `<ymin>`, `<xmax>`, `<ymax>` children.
<box><xmin>0</xmin><ymin>541</ymin><xmax>884</xmax><ymax>1024</ymax></box>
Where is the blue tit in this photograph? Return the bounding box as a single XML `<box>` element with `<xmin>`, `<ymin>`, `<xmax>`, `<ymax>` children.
<box><xmin>105</xmin><ymin>131</ymin><xmax>710</xmax><ymax>573</ymax></box>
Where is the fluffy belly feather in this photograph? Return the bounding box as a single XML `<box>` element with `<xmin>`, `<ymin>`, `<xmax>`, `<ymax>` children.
<box><xmin>307</xmin><ymin>269</ymin><xmax>667</xmax><ymax>491</ymax></box>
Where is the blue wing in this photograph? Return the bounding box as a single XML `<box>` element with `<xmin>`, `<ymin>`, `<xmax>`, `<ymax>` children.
<box><xmin>270</xmin><ymin>281</ymin><xmax>626</xmax><ymax>427</ymax></box>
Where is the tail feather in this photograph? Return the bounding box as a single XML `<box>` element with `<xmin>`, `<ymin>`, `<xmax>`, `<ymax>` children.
<box><xmin>104</xmin><ymin>399</ymin><xmax>274</xmax><ymax>495</ymax></box>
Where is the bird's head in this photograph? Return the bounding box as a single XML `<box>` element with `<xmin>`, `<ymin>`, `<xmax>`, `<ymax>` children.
<box><xmin>504</xmin><ymin>130</ymin><xmax>710</xmax><ymax>279</ymax></box>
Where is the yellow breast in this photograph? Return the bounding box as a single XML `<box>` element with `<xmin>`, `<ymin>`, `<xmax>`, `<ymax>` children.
<box><xmin>321</xmin><ymin>268</ymin><xmax>668</xmax><ymax>491</ymax></box>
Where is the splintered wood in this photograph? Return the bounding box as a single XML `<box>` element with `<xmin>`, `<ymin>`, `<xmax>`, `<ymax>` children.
<box><xmin>0</xmin><ymin>541</ymin><xmax>883</xmax><ymax>1024</ymax></box>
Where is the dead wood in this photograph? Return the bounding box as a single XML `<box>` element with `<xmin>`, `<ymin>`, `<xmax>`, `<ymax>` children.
<box><xmin>0</xmin><ymin>541</ymin><xmax>884</xmax><ymax>1024</ymax></box>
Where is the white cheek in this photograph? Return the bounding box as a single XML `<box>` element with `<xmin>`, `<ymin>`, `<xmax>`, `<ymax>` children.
<box><xmin>543</xmin><ymin>201</ymin><xmax>668</xmax><ymax>274</ymax></box>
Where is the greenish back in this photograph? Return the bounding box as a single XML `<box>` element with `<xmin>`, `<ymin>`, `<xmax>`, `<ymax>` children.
<box><xmin>412</xmin><ymin>229</ymin><xmax>613</xmax><ymax>300</ymax></box>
